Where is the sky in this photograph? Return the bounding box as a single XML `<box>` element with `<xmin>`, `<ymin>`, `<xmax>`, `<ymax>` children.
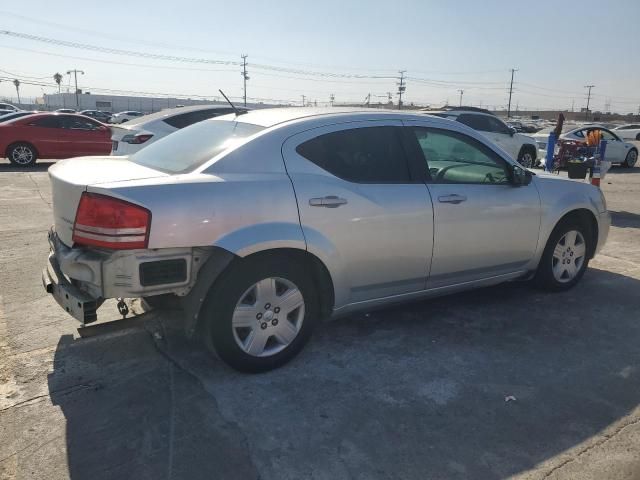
<box><xmin>0</xmin><ymin>0</ymin><xmax>639</xmax><ymax>113</ymax></box>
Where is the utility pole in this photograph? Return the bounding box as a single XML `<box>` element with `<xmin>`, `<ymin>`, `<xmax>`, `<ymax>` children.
<box><xmin>301</xmin><ymin>95</ymin><xmax>306</xmax><ymax>107</ymax></box>
<box><xmin>364</xmin><ymin>93</ymin><xmax>371</xmax><ymax>107</ymax></box>
<box><xmin>507</xmin><ymin>68</ymin><xmax>518</xmax><ymax>118</ymax></box>
<box><xmin>66</xmin><ymin>69</ymin><xmax>84</xmax><ymax>109</ymax></box>
<box><xmin>571</xmin><ymin>99</ymin><xmax>574</xmax><ymax>112</ymax></box>
<box><xmin>240</xmin><ymin>54</ymin><xmax>249</xmax><ymax>107</ymax></box>
<box><xmin>397</xmin><ymin>70</ymin><xmax>406</xmax><ymax>109</ymax></box>
<box><xmin>457</xmin><ymin>89</ymin><xmax>464</xmax><ymax>107</ymax></box>
<box><xmin>329</xmin><ymin>94</ymin><xmax>335</xmax><ymax>107</ymax></box>
<box><xmin>584</xmin><ymin>85</ymin><xmax>595</xmax><ymax>120</ymax></box>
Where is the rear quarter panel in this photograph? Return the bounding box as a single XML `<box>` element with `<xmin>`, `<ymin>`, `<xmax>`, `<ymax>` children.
<box><xmin>87</xmin><ymin>136</ymin><xmax>305</xmax><ymax>254</ymax></box>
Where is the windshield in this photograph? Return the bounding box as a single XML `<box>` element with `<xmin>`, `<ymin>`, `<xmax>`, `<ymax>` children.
<box><xmin>130</xmin><ymin>119</ymin><xmax>264</xmax><ymax>174</ymax></box>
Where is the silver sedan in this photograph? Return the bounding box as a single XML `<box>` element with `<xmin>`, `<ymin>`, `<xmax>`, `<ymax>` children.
<box><xmin>44</xmin><ymin>108</ymin><xmax>610</xmax><ymax>372</ymax></box>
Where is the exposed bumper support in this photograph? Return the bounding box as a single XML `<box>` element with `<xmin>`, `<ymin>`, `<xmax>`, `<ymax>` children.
<box><xmin>42</xmin><ymin>251</ymin><xmax>100</xmax><ymax>324</ymax></box>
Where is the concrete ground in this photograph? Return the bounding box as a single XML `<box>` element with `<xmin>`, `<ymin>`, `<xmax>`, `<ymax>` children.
<box><xmin>1</xmin><ymin>157</ymin><xmax>640</xmax><ymax>480</ymax></box>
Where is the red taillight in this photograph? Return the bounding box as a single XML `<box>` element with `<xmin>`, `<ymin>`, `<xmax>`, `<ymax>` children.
<box><xmin>122</xmin><ymin>133</ymin><xmax>153</xmax><ymax>144</ymax></box>
<box><xmin>72</xmin><ymin>192</ymin><xmax>151</xmax><ymax>249</ymax></box>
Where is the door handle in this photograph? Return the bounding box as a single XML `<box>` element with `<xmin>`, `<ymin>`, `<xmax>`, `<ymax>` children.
<box><xmin>438</xmin><ymin>194</ymin><xmax>467</xmax><ymax>204</ymax></box>
<box><xmin>309</xmin><ymin>196</ymin><xmax>348</xmax><ymax>208</ymax></box>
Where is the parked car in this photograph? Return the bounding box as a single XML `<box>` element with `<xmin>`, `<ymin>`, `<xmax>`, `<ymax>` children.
<box><xmin>43</xmin><ymin>108</ymin><xmax>610</xmax><ymax>372</ymax></box>
<box><xmin>427</xmin><ymin>108</ymin><xmax>539</xmax><ymax>168</ymax></box>
<box><xmin>0</xmin><ymin>109</ymin><xmax>15</xmax><ymax>117</ymax></box>
<box><xmin>613</xmin><ymin>124</ymin><xmax>640</xmax><ymax>141</ymax></box>
<box><xmin>0</xmin><ymin>111</ymin><xmax>35</xmax><ymax>123</ymax></box>
<box><xmin>110</xmin><ymin>111</ymin><xmax>144</xmax><ymax>124</ymax></box>
<box><xmin>79</xmin><ymin>110</ymin><xmax>112</xmax><ymax>123</ymax></box>
<box><xmin>110</xmin><ymin>105</ymin><xmax>243</xmax><ymax>155</ymax></box>
<box><xmin>532</xmin><ymin>125</ymin><xmax>638</xmax><ymax>168</ymax></box>
<box><xmin>0</xmin><ymin>113</ymin><xmax>111</xmax><ymax>166</ymax></box>
<box><xmin>56</xmin><ymin>108</ymin><xmax>77</xmax><ymax>113</ymax></box>
<box><xmin>0</xmin><ymin>103</ymin><xmax>19</xmax><ymax>112</ymax></box>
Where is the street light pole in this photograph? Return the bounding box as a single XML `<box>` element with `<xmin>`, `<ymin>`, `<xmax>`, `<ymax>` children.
<box><xmin>66</xmin><ymin>69</ymin><xmax>84</xmax><ymax>109</ymax></box>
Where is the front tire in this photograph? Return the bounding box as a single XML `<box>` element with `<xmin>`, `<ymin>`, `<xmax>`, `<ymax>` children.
<box><xmin>201</xmin><ymin>254</ymin><xmax>319</xmax><ymax>373</ymax></box>
<box><xmin>517</xmin><ymin>146</ymin><xmax>536</xmax><ymax>169</ymax></box>
<box><xmin>623</xmin><ymin>149</ymin><xmax>637</xmax><ymax>168</ymax></box>
<box><xmin>7</xmin><ymin>143</ymin><xmax>38</xmax><ymax>167</ymax></box>
<box><xmin>534</xmin><ymin>219</ymin><xmax>590</xmax><ymax>291</ymax></box>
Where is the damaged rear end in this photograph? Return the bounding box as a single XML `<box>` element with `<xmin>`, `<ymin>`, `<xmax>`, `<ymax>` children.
<box><xmin>43</xmin><ymin>156</ymin><xmax>210</xmax><ymax>324</ymax></box>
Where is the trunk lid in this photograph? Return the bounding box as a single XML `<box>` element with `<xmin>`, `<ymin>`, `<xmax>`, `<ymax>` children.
<box><xmin>49</xmin><ymin>156</ymin><xmax>167</xmax><ymax>246</ymax></box>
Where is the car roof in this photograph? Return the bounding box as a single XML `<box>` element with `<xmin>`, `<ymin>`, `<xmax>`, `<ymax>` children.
<box><xmin>122</xmin><ymin>104</ymin><xmax>242</xmax><ymax>127</ymax></box>
<box><xmin>225</xmin><ymin>107</ymin><xmax>425</xmax><ymax>128</ymax></box>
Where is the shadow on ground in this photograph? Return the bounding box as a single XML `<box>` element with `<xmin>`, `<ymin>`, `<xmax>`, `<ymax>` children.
<box><xmin>0</xmin><ymin>161</ymin><xmax>55</xmax><ymax>172</ymax></box>
<box><xmin>48</xmin><ymin>267</ymin><xmax>640</xmax><ymax>480</ymax></box>
<box><xmin>610</xmin><ymin>210</ymin><xmax>640</xmax><ymax>229</ymax></box>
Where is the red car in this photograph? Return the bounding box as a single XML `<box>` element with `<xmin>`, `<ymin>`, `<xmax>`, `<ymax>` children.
<box><xmin>0</xmin><ymin>113</ymin><xmax>112</xmax><ymax>167</ymax></box>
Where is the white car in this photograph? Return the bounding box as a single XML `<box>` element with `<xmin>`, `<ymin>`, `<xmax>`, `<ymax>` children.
<box><xmin>0</xmin><ymin>103</ymin><xmax>19</xmax><ymax>112</ymax></box>
<box><xmin>533</xmin><ymin>125</ymin><xmax>638</xmax><ymax>168</ymax></box>
<box><xmin>110</xmin><ymin>111</ymin><xmax>144</xmax><ymax>124</ymax></box>
<box><xmin>427</xmin><ymin>108</ymin><xmax>539</xmax><ymax>168</ymax></box>
<box><xmin>110</xmin><ymin>105</ymin><xmax>242</xmax><ymax>155</ymax></box>
<box><xmin>613</xmin><ymin>124</ymin><xmax>640</xmax><ymax>141</ymax></box>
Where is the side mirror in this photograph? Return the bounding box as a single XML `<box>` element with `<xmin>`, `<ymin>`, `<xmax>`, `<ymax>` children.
<box><xmin>511</xmin><ymin>165</ymin><xmax>532</xmax><ymax>186</ymax></box>
<box><xmin>509</xmin><ymin>127</ymin><xmax>517</xmax><ymax>136</ymax></box>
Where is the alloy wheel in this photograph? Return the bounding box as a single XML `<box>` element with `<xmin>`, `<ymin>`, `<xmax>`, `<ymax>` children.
<box><xmin>551</xmin><ymin>230</ymin><xmax>586</xmax><ymax>283</ymax></box>
<box><xmin>231</xmin><ymin>277</ymin><xmax>305</xmax><ymax>357</ymax></box>
<box><xmin>11</xmin><ymin>146</ymin><xmax>34</xmax><ymax>165</ymax></box>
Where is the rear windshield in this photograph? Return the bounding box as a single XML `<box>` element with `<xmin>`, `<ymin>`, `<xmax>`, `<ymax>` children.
<box><xmin>130</xmin><ymin>120</ymin><xmax>264</xmax><ymax>174</ymax></box>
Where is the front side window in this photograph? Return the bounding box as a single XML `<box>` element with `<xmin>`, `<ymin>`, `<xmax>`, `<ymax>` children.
<box><xmin>62</xmin><ymin>116</ymin><xmax>101</xmax><ymax>130</ymax></box>
<box><xmin>486</xmin><ymin>116</ymin><xmax>512</xmax><ymax>134</ymax></box>
<box><xmin>410</xmin><ymin>127</ymin><xmax>510</xmax><ymax>184</ymax></box>
<box><xmin>296</xmin><ymin>126</ymin><xmax>411</xmax><ymax>183</ymax></box>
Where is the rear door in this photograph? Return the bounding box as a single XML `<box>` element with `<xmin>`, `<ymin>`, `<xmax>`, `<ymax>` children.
<box><xmin>403</xmin><ymin>121</ymin><xmax>541</xmax><ymax>288</ymax></box>
<box><xmin>600</xmin><ymin>129</ymin><xmax>630</xmax><ymax>164</ymax></box>
<box><xmin>25</xmin><ymin>116</ymin><xmax>63</xmax><ymax>157</ymax></box>
<box><xmin>282</xmin><ymin>121</ymin><xmax>434</xmax><ymax>308</ymax></box>
<box><xmin>59</xmin><ymin>116</ymin><xmax>110</xmax><ymax>157</ymax></box>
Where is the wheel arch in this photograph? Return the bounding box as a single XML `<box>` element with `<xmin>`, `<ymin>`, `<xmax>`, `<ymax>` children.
<box><xmin>551</xmin><ymin>208</ymin><xmax>599</xmax><ymax>259</ymax></box>
<box><xmin>186</xmin><ymin>246</ymin><xmax>335</xmax><ymax>339</ymax></box>
<box><xmin>6</xmin><ymin>140</ymin><xmax>39</xmax><ymax>159</ymax></box>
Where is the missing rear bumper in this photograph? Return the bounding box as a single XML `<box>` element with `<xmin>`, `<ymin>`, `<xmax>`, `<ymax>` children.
<box><xmin>42</xmin><ymin>252</ymin><xmax>100</xmax><ymax>324</ymax></box>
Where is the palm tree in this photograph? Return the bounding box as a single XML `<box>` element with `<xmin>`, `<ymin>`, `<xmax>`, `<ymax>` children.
<box><xmin>13</xmin><ymin>79</ymin><xmax>20</xmax><ymax>105</ymax></box>
<box><xmin>53</xmin><ymin>73</ymin><xmax>63</xmax><ymax>94</ymax></box>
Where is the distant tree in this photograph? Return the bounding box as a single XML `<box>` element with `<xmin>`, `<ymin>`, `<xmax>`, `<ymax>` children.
<box><xmin>53</xmin><ymin>73</ymin><xmax>63</xmax><ymax>94</ymax></box>
<box><xmin>13</xmin><ymin>79</ymin><xmax>20</xmax><ymax>104</ymax></box>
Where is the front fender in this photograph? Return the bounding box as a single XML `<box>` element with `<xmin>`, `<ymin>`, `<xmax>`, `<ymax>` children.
<box><xmin>530</xmin><ymin>176</ymin><xmax>602</xmax><ymax>267</ymax></box>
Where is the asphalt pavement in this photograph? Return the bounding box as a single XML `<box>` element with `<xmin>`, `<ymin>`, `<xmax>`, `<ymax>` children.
<box><xmin>1</xmin><ymin>158</ymin><xmax>640</xmax><ymax>480</ymax></box>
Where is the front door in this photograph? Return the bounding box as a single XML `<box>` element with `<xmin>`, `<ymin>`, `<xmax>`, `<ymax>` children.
<box><xmin>60</xmin><ymin>116</ymin><xmax>111</xmax><ymax>157</ymax></box>
<box><xmin>403</xmin><ymin>122</ymin><xmax>541</xmax><ymax>288</ymax></box>
<box><xmin>282</xmin><ymin>121</ymin><xmax>434</xmax><ymax>308</ymax></box>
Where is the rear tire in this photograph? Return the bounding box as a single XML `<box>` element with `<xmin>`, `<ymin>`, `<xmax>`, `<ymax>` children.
<box><xmin>517</xmin><ymin>146</ymin><xmax>536</xmax><ymax>169</ymax></box>
<box><xmin>622</xmin><ymin>149</ymin><xmax>637</xmax><ymax>168</ymax></box>
<box><xmin>534</xmin><ymin>219</ymin><xmax>591</xmax><ymax>291</ymax></box>
<box><xmin>7</xmin><ymin>142</ymin><xmax>37</xmax><ymax>167</ymax></box>
<box><xmin>200</xmin><ymin>254</ymin><xmax>319</xmax><ymax>373</ymax></box>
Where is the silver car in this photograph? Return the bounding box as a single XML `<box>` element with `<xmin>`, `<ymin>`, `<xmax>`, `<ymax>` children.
<box><xmin>43</xmin><ymin>108</ymin><xmax>610</xmax><ymax>372</ymax></box>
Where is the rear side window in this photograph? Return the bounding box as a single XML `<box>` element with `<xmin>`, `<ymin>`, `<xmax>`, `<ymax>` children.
<box><xmin>456</xmin><ymin>114</ymin><xmax>492</xmax><ymax>131</ymax></box>
<box><xmin>163</xmin><ymin>108</ymin><xmax>234</xmax><ymax>129</ymax></box>
<box><xmin>30</xmin><ymin>116</ymin><xmax>62</xmax><ymax>128</ymax></box>
<box><xmin>295</xmin><ymin>127</ymin><xmax>411</xmax><ymax>183</ymax></box>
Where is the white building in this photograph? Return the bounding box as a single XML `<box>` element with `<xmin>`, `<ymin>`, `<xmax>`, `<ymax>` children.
<box><xmin>40</xmin><ymin>93</ymin><xmax>272</xmax><ymax>113</ymax></box>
